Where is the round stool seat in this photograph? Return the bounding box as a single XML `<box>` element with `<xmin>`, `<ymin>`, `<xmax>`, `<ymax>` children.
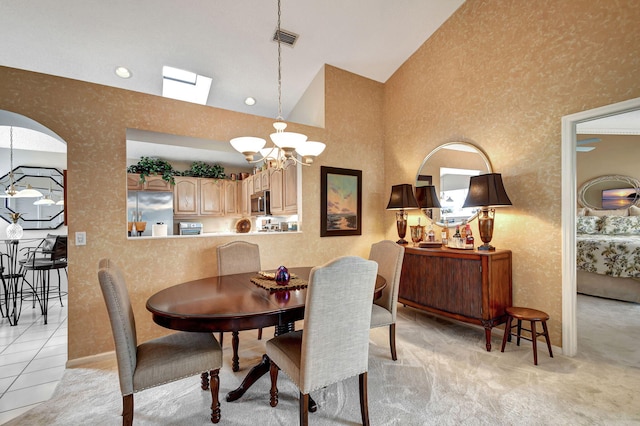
<box><xmin>505</xmin><ymin>307</ymin><xmax>549</xmax><ymax>322</ymax></box>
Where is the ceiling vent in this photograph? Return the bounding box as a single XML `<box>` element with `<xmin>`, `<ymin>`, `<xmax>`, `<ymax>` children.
<box><xmin>272</xmin><ymin>29</ymin><xmax>298</xmax><ymax>47</ymax></box>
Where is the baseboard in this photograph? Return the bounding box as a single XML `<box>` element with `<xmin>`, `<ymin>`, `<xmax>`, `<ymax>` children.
<box><xmin>66</xmin><ymin>351</ymin><xmax>116</xmax><ymax>369</ymax></box>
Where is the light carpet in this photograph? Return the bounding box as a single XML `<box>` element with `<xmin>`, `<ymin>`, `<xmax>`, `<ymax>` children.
<box><xmin>6</xmin><ymin>295</ymin><xmax>640</xmax><ymax>425</ymax></box>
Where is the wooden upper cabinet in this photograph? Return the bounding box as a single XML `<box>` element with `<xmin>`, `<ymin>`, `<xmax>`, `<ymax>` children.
<box><xmin>260</xmin><ymin>170</ymin><xmax>270</xmax><ymax>190</ymax></box>
<box><xmin>241</xmin><ymin>178</ymin><xmax>250</xmax><ymax>216</ymax></box>
<box><xmin>283</xmin><ymin>161</ymin><xmax>297</xmax><ymax>213</ymax></box>
<box><xmin>127</xmin><ymin>173</ymin><xmax>143</xmax><ymax>190</ymax></box>
<box><xmin>224</xmin><ymin>180</ymin><xmax>238</xmax><ymax>215</ymax></box>
<box><xmin>253</xmin><ymin>171</ymin><xmax>262</xmax><ymax>193</ymax></box>
<box><xmin>200</xmin><ymin>179</ymin><xmax>224</xmax><ymax>216</ymax></box>
<box><xmin>127</xmin><ymin>173</ymin><xmax>172</xmax><ymax>191</ymax></box>
<box><xmin>173</xmin><ymin>177</ymin><xmax>199</xmax><ymax>216</ymax></box>
<box><xmin>269</xmin><ymin>168</ymin><xmax>284</xmax><ymax>215</ymax></box>
<box><xmin>145</xmin><ymin>175</ymin><xmax>172</xmax><ymax>191</ymax></box>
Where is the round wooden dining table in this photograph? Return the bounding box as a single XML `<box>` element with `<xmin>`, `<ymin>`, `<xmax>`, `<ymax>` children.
<box><xmin>146</xmin><ymin>266</ymin><xmax>386</xmax><ymax>404</ymax></box>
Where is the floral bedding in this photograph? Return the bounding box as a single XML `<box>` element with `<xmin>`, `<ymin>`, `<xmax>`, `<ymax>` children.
<box><xmin>577</xmin><ymin>234</ymin><xmax>640</xmax><ymax>278</ymax></box>
<box><xmin>576</xmin><ymin>215</ymin><xmax>640</xmax><ymax>278</ymax></box>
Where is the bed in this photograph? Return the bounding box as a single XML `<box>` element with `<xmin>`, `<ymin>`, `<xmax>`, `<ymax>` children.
<box><xmin>576</xmin><ymin>213</ymin><xmax>640</xmax><ymax>303</ymax></box>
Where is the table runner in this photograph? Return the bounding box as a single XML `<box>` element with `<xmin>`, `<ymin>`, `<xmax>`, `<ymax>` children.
<box><xmin>250</xmin><ymin>275</ymin><xmax>308</xmax><ymax>292</ymax></box>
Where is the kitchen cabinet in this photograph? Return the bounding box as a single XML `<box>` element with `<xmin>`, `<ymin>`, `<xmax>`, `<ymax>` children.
<box><xmin>254</xmin><ymin>171</ymin><xmax>262</xmax><ymax>193</ymax></box>
<box><xmin>399</xmin><ymin>247</ymin><xmax>512</xmax><ymax>351</ymax></box>
<box><xmin>269</xmin><ymin>167</ymin><xmax>284</xmax><ymax>214</ymax></box>
<box><xmin>260</xmin><ymin>170</ymin><xmax>270</xmax><ymax>190</ymax></box>
<box><xmin>241</xmin><ymin>178</ymin><xmax>251</xmax><ymax>216</ymax></box>
<box><xmin>174</xmin><ymin>177</ymin><xmax>239</xmax><ymax>217</ymax></box>
<box><xmin>127</xmin><ymin>173</ymin><xmax>173</xmax><ymax>192</ymax></box>
<box><xmin>283</xmin><ymin>160</ymin><xmax>297</xmax><ymax>213</ymax></box>
<box><xmin>200</xmin><ymin>179</ymin><xmax>224</xmax><ymax>216</ymax></box>
<box><xmin>173</xmin><ymin>177</ymin><xmax>199</xmax><ymax>216</ymax></box>
<box><xmin>224</xmin><ymin>180</ymin><xmax>238</xmax><ymax>215</ymax></box>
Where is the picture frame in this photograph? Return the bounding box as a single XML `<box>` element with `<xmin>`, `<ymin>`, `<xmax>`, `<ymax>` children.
<box><xmin>320</xmin><ymin>166</ymin><xmax>362</xmax><ymax>237</ymax></box>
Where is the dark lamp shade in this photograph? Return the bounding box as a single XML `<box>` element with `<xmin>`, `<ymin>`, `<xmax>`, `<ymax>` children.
<box><xmin>462</xmin><ymin>173</ymin><xmax>512</xmax><ymax>208</ymax></box>
<box><xmin>415</xmin><ymin>185</ymin><xmax>441</xmax><ymax>209</ymax></box>
<box><xmin>386</xmin><ymin>184</ymin><xmax>419</xmax><ymax>210</ymax></box>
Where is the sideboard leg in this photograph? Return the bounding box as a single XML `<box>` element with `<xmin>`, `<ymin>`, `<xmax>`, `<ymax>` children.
<box><xmin>482</xmin><ymin>322</ymin><xmax>493</xmax><ymax>351</ymax></box>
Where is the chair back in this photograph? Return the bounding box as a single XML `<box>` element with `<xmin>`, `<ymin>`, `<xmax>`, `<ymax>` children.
<box><xmin>97</xmin><ymin>258</ymin><xmax>138</xmax><ymax>395</ymax></box>
<box><xmin>369</xmin><ymin>240</ymin><xmax>404</xmax><ymax>318</ymax></box>
<box><xmin>36</xmin><ymin>234</ymin><xmax>67</xmax><ymax>262</ymax></box>
<box><xmin>300</xmin><ymin>256</ymin><xmax>378</xmax><ymax>393</ymax></box>
<box><xmin>216</xmin><ymin>241</ymin><xmax>261</xmax><ymax>276</ymax></box>
<box><xmin>48</xmin><ymin>235</ymin><xmax>67</xmax><ymax>262</ymax></box>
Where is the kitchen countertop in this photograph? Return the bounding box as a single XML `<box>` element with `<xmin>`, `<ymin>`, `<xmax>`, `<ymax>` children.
<box><xmin>127</xmin><ymin>230</ymin><xmax>303</xmax><ymax>240</ymax></box>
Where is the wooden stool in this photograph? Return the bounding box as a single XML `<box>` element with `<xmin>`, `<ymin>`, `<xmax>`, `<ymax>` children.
<box><xmin>500</xmin><ymin>307</ymin><xmax>553</xmax><ymax>365</ymax></box>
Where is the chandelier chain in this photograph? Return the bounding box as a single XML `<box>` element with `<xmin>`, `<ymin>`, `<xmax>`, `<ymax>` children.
<box><xmin>276</xmin><ymin>0</ymin><xmax>283</xmax><ymax>122</ymax></box>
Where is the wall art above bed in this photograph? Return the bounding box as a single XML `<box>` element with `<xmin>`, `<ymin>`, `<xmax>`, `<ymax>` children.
<box><xmin>578</xmin><ymin>175</ymin><xmax>640</xmax><ymax>210</ymax></box>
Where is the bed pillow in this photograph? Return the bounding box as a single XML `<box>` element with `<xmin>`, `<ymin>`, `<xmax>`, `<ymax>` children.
<box><xmin>585</xmin><ymin>208</ymin><xmax>629</xmax><ymax>217</ymax></box>
<box><xmin>576</xmin><ymin>216</ymin><xmax>601</xmax><ymax>234</ymax></box>
<box><xmin>600</xmin><ymin>216</ymin><xmax>640</xmax><ymax>235</ymax></box>
<box><xmin>629</xmin><ymin>205</ymin><xmax>640</xmax><ymax>216</ymax></box>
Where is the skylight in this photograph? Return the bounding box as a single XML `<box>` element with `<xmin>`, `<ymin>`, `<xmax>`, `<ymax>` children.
<box><xmin>162</xmin><ymin>66</ymin><xmax>212</xmax><ymax>105</ymax></box>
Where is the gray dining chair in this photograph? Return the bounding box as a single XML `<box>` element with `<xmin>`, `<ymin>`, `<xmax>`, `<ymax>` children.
<box><xmin>369</xmin><ymin>239</ymin><xmax>405</xmax><ymax>360</ymax></box>
<box><xmin>216</xmin><ymin>240</ymin><xmax>262</xmax><ymax>372</ymax></box>
<box><xmin>266</xmin><ymin>256</ymin><xmax>378</xmax><ymax>425</ymax></box>
<box><xmin>98</xmin><ymin>258</ymin><xmax>222</xmax><ymax>425</ymax></box>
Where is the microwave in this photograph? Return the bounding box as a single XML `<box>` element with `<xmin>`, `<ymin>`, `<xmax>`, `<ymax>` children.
<box><xmin>250</xmin><ymin>191</ymin><xmax>271</xmax><ymax>216</ymax></box>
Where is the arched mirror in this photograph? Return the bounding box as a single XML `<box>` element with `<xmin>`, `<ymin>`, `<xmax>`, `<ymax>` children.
<box><xmin>578</xmin><ymin>175</ymin><xmax>640</xmax><ymax>210</ymax></box>
<box><xmin>416</xmin><ymin>141</ymin><xmax>492</xmax><ymax>227</ymax></box>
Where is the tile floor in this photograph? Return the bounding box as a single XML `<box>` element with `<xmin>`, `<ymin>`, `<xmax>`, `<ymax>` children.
<box><xmin>0</xmin><ymin>296</ymin><xmax>67</xmax><ymax>424</ymax></box>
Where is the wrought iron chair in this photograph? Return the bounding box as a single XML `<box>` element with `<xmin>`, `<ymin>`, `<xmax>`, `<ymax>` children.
<box><xmin>19</xmin><ymin>234</ymin><xmax>68</xmax><ymax>324</ymax></box>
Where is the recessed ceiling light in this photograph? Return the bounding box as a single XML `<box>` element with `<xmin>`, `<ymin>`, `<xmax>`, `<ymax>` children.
<box><xmin>244</xmin><ymin>97</ymin><xmax>256</xmax><ymax>106</ymax></box>
<box><xmin>115</xmin><ymin>66</ymin><xmax>132</xmax><ymax>79</ymax></box>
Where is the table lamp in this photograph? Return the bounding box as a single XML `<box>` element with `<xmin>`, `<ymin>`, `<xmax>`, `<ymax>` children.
<box><xmin>386</xmin><ymin>184</ymin><xmax>419</xmax><ymax>244</ymax></box>
<box><xmin>462</xmin><ymin>173</ymin><xmax>512</xmax><ymax>251</ymax></box>
<box><xmin>415</xmin><ymin>185</ymin><xmax>441</xmax><ymax>219</ymax></box>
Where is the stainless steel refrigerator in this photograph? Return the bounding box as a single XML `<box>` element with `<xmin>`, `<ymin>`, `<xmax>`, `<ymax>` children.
<box><xmin>127</xmin><ymin>191</ymin><xmax>174</xmax><ymax>236</ymax></box>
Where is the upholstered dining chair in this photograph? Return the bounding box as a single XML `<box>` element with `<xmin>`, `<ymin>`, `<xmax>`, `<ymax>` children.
<box><xmin>98</xmin><ymin>258</ymin><xmax>222</xmax><ymax>425</ymax></box>
<box><xmin>266</xmin><ymin>256</ymin><xmax>378</xmax><ymax>425</ymax></box>
<box><xmin>369</xmin><ymin>239</ymin><xmax>405</xmax><ymax>361</ymax></box>
<box><xmin>216</xmin><ymin>240</ymin><xmax>262</xmax><ymax>372</ymax></box>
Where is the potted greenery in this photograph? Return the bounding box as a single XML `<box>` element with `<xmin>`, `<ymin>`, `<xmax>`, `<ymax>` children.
<box><xmin>181</xmin><ymin>161</ymin><xmax>226</xmax><ymax>179</ymax></box>
<box><xmin>127</xmin><ymin>157</ymin><xmax>176</xmax><ymax>185</ymax></box>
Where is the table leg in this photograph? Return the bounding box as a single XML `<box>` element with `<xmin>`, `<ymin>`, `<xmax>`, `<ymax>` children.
<box><xmin>231</xmin><ymin>331</ymin><xmax>240</xmax><ymax>372</ymax></box>
<box><xmin>226</xmin><ymin>353</ymin><xmax>271</xmax><ymax>402</ymax></box>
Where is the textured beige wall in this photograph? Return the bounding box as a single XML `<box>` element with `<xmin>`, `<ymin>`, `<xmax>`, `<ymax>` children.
<box><xmin>384</xmin><ymin>0</ymin><xmax>640</xmax><ymax>345</ymax></box>
<box><xmin>2</xmin><ymin>0</ymin><xmax>639</xmax><ymax>358</ymax></box>
<box><xmin>577</xmin><ymin>134</ymin><xmax>640</xmax><ymax>191</ymax></box>
<box><xmin>0</xmin><ymin>65</ymin><xmax>385</xmax><ymax>360</ymax></box>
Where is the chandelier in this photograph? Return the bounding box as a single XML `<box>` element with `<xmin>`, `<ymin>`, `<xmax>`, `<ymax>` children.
<box><xmin>230</xmin><ymin>0</ymin><xmax>325</xmax><ymax>168</ymax></box>
<box><xmin>1</xmin><ymin>127</ymin><xmax>43</xmax><ymax>198</ymax></box>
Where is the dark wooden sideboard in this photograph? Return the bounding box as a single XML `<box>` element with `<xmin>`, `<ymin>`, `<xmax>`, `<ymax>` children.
<box><xmin>399</xmin><ymin>247</ymin><xmax>512</xmax><ymax>351</ymax></box>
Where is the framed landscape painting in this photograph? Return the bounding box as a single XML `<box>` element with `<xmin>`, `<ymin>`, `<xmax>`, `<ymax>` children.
<box><xmin>320</xmin><ymin>166</ymin><xmax>362</xmax><ymax>237</ymax></box>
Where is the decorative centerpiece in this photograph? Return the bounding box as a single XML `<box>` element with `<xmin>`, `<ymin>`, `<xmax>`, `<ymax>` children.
<box><xmin>6</xmin><ymin>212</ymin><xmax>23</xmax><ymax>240</ymax></box>
<box><xmin>275</xmin><ymin>265</ymin><xmax>290</xmax><ymax>285</ymax></box>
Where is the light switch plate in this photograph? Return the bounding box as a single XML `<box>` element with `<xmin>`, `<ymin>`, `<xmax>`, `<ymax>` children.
<box><xmin>75</xmin><ymin>231</ymin><xmax>86</xmax><ymax>246</ymax></box>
